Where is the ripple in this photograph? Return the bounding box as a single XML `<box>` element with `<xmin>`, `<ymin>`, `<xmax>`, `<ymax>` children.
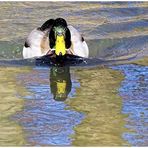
<box><xmin>112</xmin><ymin>64</ymin><xmax>148</xmax><ymax>146</ymax></box>
<box><xmin>13</xmin><ymin>67</ymin><xmax>84</xmax><ymax>146</ymax></box>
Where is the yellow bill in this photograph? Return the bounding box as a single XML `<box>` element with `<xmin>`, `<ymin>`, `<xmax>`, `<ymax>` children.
<box><xmin>57</xmin><ymin>80</ymin><xmax>66</xmax><ymax>95</ymax></box>
<box><xmin>55</xmin><ymin>35</ymin><xmax>66</xmax><ymax>56</ymax></box>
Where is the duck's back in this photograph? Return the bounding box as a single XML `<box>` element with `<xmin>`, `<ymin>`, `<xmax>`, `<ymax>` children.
<box><xmin>68</xmin><ymin>25</ymin><xmax>89</xmax><ymax>58</ymax></box>
<box><xmin>23</xmin><ymin>28</ymin><xmax>50</xmax><ymax>59</ymax></box>
<box><xmin>23</xmin><ymin>19</ymin><xmax>55</xmax><ymax>59</ymax></box>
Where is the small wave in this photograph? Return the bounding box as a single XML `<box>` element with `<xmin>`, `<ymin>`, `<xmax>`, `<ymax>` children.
<box><xmin>0</xmin><ymin>53</ymin><xmax>139</xmax><ymax>68</ymax></box>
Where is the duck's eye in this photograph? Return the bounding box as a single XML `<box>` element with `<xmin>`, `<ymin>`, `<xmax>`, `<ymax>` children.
<box><xmin>57</xmin><ymin>32</ymin><xmax>63</xmax><ymax>36</ymax></box>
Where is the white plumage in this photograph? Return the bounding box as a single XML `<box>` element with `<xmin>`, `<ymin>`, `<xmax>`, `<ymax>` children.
<box><xmin>68</xmin><ymin>26</ymin><xmax>89</xmax><ymax>58</ymax></box>
<box><xmin>23</xmin><ymin>28</ymin><xmax>50</xmax><ymax>59</ymax></box>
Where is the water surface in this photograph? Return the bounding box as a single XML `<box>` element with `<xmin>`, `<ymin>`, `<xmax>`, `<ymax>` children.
<box><xmin>0</xmin><ymin>2</ymin><xmax>148</xmax><ymax>146</ymax></box>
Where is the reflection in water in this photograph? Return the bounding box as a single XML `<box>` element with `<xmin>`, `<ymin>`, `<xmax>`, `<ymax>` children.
<box><xmin>66</xmin><ymin>67</ymin><xmax>130</xmax><ymax>146</ymax></box>
<box><xmin>0</xmin><ymin>64</ymin><xmax>147</xmax><ymax>146</ymax></box>
<box><xmin>0</xmin><ymin>67</ymin><xmax>29</xmax><ymax>146</ymax></box>
<box><xmin>14</xmin><ymin>66</ymin><xmax>84</xmax><ymax>146</ymax></box>
<box><xmin>50</xmin><ymin>67</ymin><xmax>72</xmax><ymax>101</ymax></box>
<box><xmin>0</xmin><ymin>1</ymin><xmax>148</xmax><ymax>146</ymax></box>
<box><xmin>112</xmin><ymin>64</ymin><xmax>148</xmax><ymax>146</ymax></box>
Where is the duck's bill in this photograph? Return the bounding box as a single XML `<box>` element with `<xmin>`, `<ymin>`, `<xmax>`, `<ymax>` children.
<box><xmin>54</xmin><ymin>81</ymin><xmax>67</xmax><ymax>101</ymax></box>
<box><xmin>55</xmin><ymin>35</ymin><xmax>66</xmax><ymax>56</ymax></box>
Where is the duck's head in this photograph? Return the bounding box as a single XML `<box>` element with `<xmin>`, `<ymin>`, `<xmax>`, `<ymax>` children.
<box><xmin>49</xmin><ymin>18</ymin><xmax>71</xmax><ymax>56</ymax></box>
<box><xmin>50</xmin><ymin>67</ymin><xmax>72</xmax><ymax>101</ymax></box>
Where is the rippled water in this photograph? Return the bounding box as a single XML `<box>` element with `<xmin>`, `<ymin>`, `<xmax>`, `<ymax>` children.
<box><xmin>0</xmin><ymin>2</ymin><xmax>148</xmax><ymax>146</ymax></box>
<box><xmin>14</xmin><ymin>67</ymin><xmax>84</xmax><ymax>146</ymax></box>
<box><xmin>113</xmin><ymin>64</ymin><xmax>148</xmax><ymax>146</ymax></box>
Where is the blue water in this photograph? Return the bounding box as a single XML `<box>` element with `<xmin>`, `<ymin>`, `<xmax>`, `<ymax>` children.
<box><xmin>11</xmin><ymin>63</ymin><xmax>148</xmax><ymax>146</ymax></box>
<box><xmin>14</xmin><ymin>67</ymin><xmax>84</xmax><ymax>146</ymax></box>
<box><xmin>1</xmin><ymin>2</ymin><xmax>147</xmax><ymax>146</ymax></box>
<box><xmin>112</xmin><ymin>64</ymin><xmax>148</xmax><ymax>146</ymax></box>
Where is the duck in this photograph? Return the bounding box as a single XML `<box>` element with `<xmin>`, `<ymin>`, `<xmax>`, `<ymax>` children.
<box><xmin>23</xmin><ymin>18</ymin><xmax>89</xmax><ymax>59</ymax></box>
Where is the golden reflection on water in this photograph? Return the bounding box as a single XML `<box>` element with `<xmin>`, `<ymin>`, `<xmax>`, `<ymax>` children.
<box><xmin>0</xmin><ymin>1</ymin><xmax>147</xmax><ymax>146</ymax></box>
<box><xmin>0</xmin><ymin>62</ymin><xmax>147</xmax><ymax>146</ymax></box>
<box><xmin>66</xmin><ymin>67</ymin><xmax>130</xmax><ymax>146</ymax></box>
<box><xmin>132</xmin><ymin>56</ymin><xmax>148</xmax><ymax>66</ymax></box>
<box><xmin>0</xmin><ymin>67</ymin><xmax>30</xmax><ymax>146</ymax></box>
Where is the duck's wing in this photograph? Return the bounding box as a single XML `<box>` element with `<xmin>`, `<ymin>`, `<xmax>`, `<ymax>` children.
<box><xmin>68</xmin><ymin>25</ymin><xmax>89</xmax><ymax>58</ymax></box>
<box><xmin>23</xmin><ymin>19</ymin><xmax>54</xmax><ymax>59</ymax></box>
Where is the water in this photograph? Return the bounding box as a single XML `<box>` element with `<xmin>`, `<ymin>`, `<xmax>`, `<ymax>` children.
<box><xmin>0</xmin><ymin>2</ymin><xmax>148</xmax><ymax>146</ymax></box>
<box><xmin>112</xmin><ymin>64</ymin><xmax>148</xmax><ymax>146</ymax></box>
<box><xmin>14</xmin><ymin>67</ymin><xmax>84</xmax><ymax>146</ymax></box>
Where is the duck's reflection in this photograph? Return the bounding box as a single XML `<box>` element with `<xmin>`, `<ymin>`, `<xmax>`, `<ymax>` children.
<box><xmin>14</xmin><ymin>66</ymin><xmax>83</xmax><ymax>146</ymax></box>
<box><xmin>50</xmin><ymin>66</ymin><xmax>72</xmax><ymax>101</ymax></box>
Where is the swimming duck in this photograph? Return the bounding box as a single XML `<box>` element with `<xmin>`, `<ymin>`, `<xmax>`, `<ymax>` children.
<box><xmin>23</xmin><ymin>18</ymin><xmax>89</xmax><ymax>59</ymax></box>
